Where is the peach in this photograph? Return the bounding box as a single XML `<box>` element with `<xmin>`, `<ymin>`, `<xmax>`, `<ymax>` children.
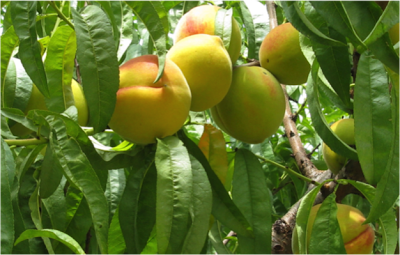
<box><xmin>108</xmin><ymin>55</ymin><xmax>191</xmax><ymax>145</ymax></box>
<box><xmin>174</xmin><ymin>5</ymin><xmax>242</xmax><ymax>64</ymax></box>
<box><xmin>211</xmin><ymin>66</ymin><xmax>285</xmax><ymax>144</ymax></box>
<box><xmin>167</xmin><ymin>34</ymin><xmax>232</xmax><ymax>112</ymax></box>
<box><xmin>292</xmin><ymin>203</ymin><xmax>375</xmax><ymax>254</ymax></box>
<box><xmin>322</xmin><ymin>118</ymin><xmax>355</xmax><ymax>174</ymax></box>
<box><xmin>259</xmin><ymin>23</ymin><xmax>310</xmax><ymax>85</ymax></box>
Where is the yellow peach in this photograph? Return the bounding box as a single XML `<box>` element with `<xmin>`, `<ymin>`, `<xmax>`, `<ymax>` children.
<box><xmin>167</xmin><ymin>34</ymin><xmax>232</xmax><ymax>112</ymax></box>
<box><xmin>108</xmin><ymin>55</ymin><xmax>191</xmax><ymax>145</ymax></box>
<box><xmin>174</xmin><ymin>5</ymin><xmax>242</xmax><ymax>64</ymax></box>
<box><xmin>259</xmin><ymin>23</ymin><xmax>310</xmax><ymax>85</ymax></box>
<box><xmin>211</xmin><ymin>66</ymin><xmax>285</xmax><ymax>144</ymax></box>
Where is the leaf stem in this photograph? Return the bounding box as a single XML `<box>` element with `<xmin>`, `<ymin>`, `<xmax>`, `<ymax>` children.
<box><xmin>256</xmin><ymin>154</ymin><xmax>321</xmax><ymax>186</ymax></box>
<box><xmin>49</xmin><ymin>1</ymin><xmax>74</xmax><ymax>30</ymax></box>
<box><xmin>4</xmin><ymin>137</ymin><xmax>48</xmax><ymax>146</ymax></box>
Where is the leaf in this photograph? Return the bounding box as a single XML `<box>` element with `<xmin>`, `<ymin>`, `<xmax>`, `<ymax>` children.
<box><xmin>354</xmin><ymin>50</ymin><xmax>393</xmax><ymax>185</ymax></box>
<box><xmin>208</xmin><ymin>221</ymin><xmax>232</xmax><ymax>254</ymax></box>
<box><xmin>119</xmin><ymin>151</ymin><xmax>155</xmax><ymax>254</ymax></box>
<box><xmin>155</xmin><ymin>136</ymin><xmax>193</xmax><ymax>254</ymax></box>
<box><xmin>365</xmin><ymin>84</ymin><xmax>399</xmax><ymax>223</ymax></box>
<box><xmin>311</xmin><ymin>27</ymin><xmax>352</xmax><ymax>109</ymax></box>
<box><xmin>232</xmin><ymin>149</ymin><xmax>272</xmax><ymax>254</ymax></box>
<box><xmin>293</xmin><ymin>182</ymin><xmax>325</xmax><ymax>254</ymax></box>
<box><xmin>345</xmin><ymin>180</ymin><xmax>397</xmax><ymax>254</ymax></box>
<box><xmin>44</xmin><ymin>25</ymin><xmax>77</xmax><ymax>113</ymax></box>
<box><xmin>281</xmin><ymin>1</ymin><xmax>348</xmax><ymax>48</ymax></box>
<box><xmin>306</xmin><ymin>60</ymin><xmax>358</xmax><ymax>161</ymax></box>
<box><xmin>178</xmin><ymin>129</ymin><xmax>254</xmax><ymax>238</ymax></box>
<box><xmin>112</xmin><ymin>1</ymin><xmax>134</xmax><ymax>60</ymax></box>
<box><xmin>41</xmin><ymin>178</ymin><xmax>67</xmax><ymax>232</ymax></box>
<box><xmin>182</xmin><ymin>1</ymin><xmax>199</xmax><ymax>14</ymax></box>
<box><xmin>10</xmin><ymin>1</ymin><xmax>49</xmax><ymax>97</ymax></box>
<box><xmin>309</xmin><ymin>1</ymin><xmax>366</xmax><ymax>52</ymax></box>
<box><xmin>15</xmin><ymin>229</ymin><xmax>85</xmax><ymax>254</ymax></box>
<box><xmin>47</xmin><ymin>116</ymin><xmax>109</xmax><ymax>254</ymax></box>
<box><xmin>215</xmin><ymin>8</ymin><xmax>233</xmax><ymax>52</ymax></box>
<box><xmin>72</xmin><ymin>5</ymin><xmax>119</xmax><ymax>133</ymax></box>
<box><xmin>181</xmin><ymin>155</ymin><xmax>213</xmax><ymax>254</ymax></box>
<box><xmin>108</xmin><ymin>208</ymin><xmax>126</xmax><ymax>254</ymax></box>
<box><xmin>104</xmin><ymin>169</ymin><xmax>126</xmax><ymax>219</ymax></box>
<box><xmin>308</xmin><ymin>193</ymin><xmax>347</xmax><ymax>254</ymax></box>
<box><xmin>1</xmin><ymin>26</ymin><xmax>19</xmax><ymax>107</ymax></box>
<box><xmin>198</xmin><ymin>124</ymin><xmax>229</xmax><ymax>186</ymax></box>
<box><xmin>40</xmin><ymin>143</ymin><xmax>64</xmax><ymax>199</ymax></box>
<box><xmin>1</xmin><ymin>138</ymin><xmax>14</xmax><ymax>254</ymax></box>
<box><xmin>239</xmin><ymin>1</ymin><xmax>256</xmax><ymax>59</ymax></box>
<box><xmin>342</xmin><ymin>1</ymin><xmax>399</xmax><ymax>74</ymax></box>
<box><xmin>363</xmin><ymin>1</ymin><xmax>399</xmax><ymax>46</ymax></box>
<box><xmin>124</xmin><ymin>1</ymin><xmax>168</xmax><ymax>83</ymax></box>
<box><xmin>10</xmin><ymin>58</ymin><xmax>33</xmax><ymax>112</ymax></box>
<box><xmin>3</xmin><ymin>56</ymin><xmax>17</xmax><ymax>109</ymax></box>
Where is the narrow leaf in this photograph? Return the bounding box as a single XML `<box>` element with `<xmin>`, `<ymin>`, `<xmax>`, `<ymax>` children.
<box><xmin>44</xmin><ymin>25</ymin><xmax>77</xmax><ymax>113</ymax></box>
<box><xmin>48</xmin><ymin>116</ymin><xmax>109</xmax><ymax>254</ymax></box>
<box><xmin>178</xmin><ymin>129</ymin><xmax>254</xmax><ymax>238</ymax></box>
<box><xmin>15</xmin><ymin>229</ymin><xmax>85</xmax><ymax>254</ymax></box>
<box><xmin>281</xmin><ymin>1</ymin><xmax>348</xmax><ymax>48</ymax></box>
<box><xmin>208</xmin><ymin>221</ymin><xmax>232</xmax><ymax>254</ymax></box>
<box><xmin>108</xmin><ymin>208</ymin><xmax>126</xmax><ymax>254</ymax></box>
<box><xmin>1</xmin><ymin>138</ymin><xmax>15</xmax><ymax>254</ymax></box>
<box><xmin>365</xmin><ymin>83</ymin><xmax>399</xmax><ymax>223</ymax></box>
<box><xmin>239</xmin><ymin>1</ymin><xmax>256</xmax><ymax>59</ymax></box>
<box><xmin>232</xmin><ymin>149</ymin><xmax>272</xmax><ymax>254</ymax></box>
<box><xmin>308</xmin><ymin>194</ymin><xmax>346</xmax><ymax>254</ymax></box>
<box><xmin>72</xmin><ymin>5</ymin><xmax>119</xmax><ymax>133</ymax></box>
<box><xmin>124</xmin><ymin>1</ymin><xmax>168</xmax><ymax>83</ymax></box>
<box><xmin>354</xmin><ymin>51</ymin><xmax>393</xmax><ymax>185</ymax></box>
<box><xmin>306</xmin><ymin>60</ymin><xmax>358</xmax><ymax>161</ymax></box>
<box><xmin>10</xmin><ymin>1</ymin><xmax>49</xmax><ymax>97</ymax></box>
<box><xmin>215</xmin><ymin>8</ymin><xmax>233</xmax><ymax>52</ymax></box>
<box><xmin>155</xmin><ymin>136</ymin><xmax>192</xmax><ymax>254</ymax></box>
<box><xmin>1</xmin><ymin>26</ymin><xmax>19</xmax><ymax>107</ymax></box>
<box><xmin>183</xmin><ymin>1</ymin><xmax>199</xmax><ymax>14</ymax></box>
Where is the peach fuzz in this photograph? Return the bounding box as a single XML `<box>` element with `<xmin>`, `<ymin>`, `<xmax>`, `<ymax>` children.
<box><xmin>108</xmin><ymin>55</ymin><xmax>191</xmax><ymax>145</ymax></box>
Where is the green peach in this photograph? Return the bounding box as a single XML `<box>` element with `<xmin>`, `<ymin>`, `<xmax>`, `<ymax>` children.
<box><xmin>259</xmin><ymin>23</ymin><xmax>310</xmax><ymax>85</ymax></box>
<box><xmin>292</xmin><ymin>203</ymin><xmax>375</xmax><ymax>254</ymax></box>
<box><xmin>322</xmin><ymin>118</ymin><xmax>355</xmax><ymax>174</ymax></box>
<box><xmin>167</xmin><ymin>34</ymin><xmax>232</xmax><ymax>112</ymax></box>
<box><xmin>174</xmin><ymin>5</ymin><xmax>242</xmax><ymax>64</ymax></box>
<box><xmin>108</xmin><ymin>55</ymin><xmax>191</xmax><ymax>145</ymax></box>
<box><xmin>211</xmin><ymin>66</ymin><xmax>285</xmax><ymax>144</ymax></box>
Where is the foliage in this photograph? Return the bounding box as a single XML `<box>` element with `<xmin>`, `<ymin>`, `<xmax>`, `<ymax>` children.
<box><xmin>1</xmin><ymin>1</ymin><xmax>398</xmax><ymax>254</ymax></box>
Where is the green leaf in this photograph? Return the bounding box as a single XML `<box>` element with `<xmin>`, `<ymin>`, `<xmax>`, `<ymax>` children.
<box><xmin>44</xmin><ymin>25</ymin><xmax>77</xmax><ymax>113</ymax></box>
<box><xmin>363</xmin><ymin>1</ymin><xmax>399</xmax><ymax>46</ymax></box>
<box><xmin>281</xmin><ymin>1</ymin><xmax>348</xmax><ymax>48</ymax></box>
<box><xmin>42</xmin><ymin>178</ymin><xmax>67</xmax><ymax>232</ymax></box>
<box><xmin>108</xmin><ymin>208</ymin><xmax>126</xmax><ymax>254</ymax></box>
<box><xmin>345</xmin><ymin>180</ymin><xmax>397</xmax><ymax>254</ymax></box>
<box><xmin>15</xmin><ymin>229</ymin><xmax>85</xmax><ymax>254</ymax></box>
<box><xmin>10</xmin><ymin>1</ymin><xmax>49</xmax><ymax>97</ymax></box>
<box><xmin>119</xmin><ymin>151</ymin><xmax>156</xmax><ymax>254</ymax></box>
<box><xmin>178</xmin><ymin>129</ymin><xmax>254</xmax><ymax>238</ymax></box>
<box><xmin>293</xmin><ymin>182</ymin><xmax>325</xmax><ymax>254</ymax></box>
<box><xmin>238</xmin><ymin>0</ymin><xmax>268</xmax><ymax>60</ymax></box>
<box><xmin>10</xmin><ymin>58</ymin><xmax>33</xmax><ymax>112</ymax></box>
<box><xmin>182</xmin><ymin>1</ymin><xmax>199</xmax><ymax>14</ymax></box>
<box><xmin>215</xmin><ymin>8</ymin><xmax>234</xmax><ymax>51</ymax></box>
<box><xmin>40</xmin><ymin>143</ymin><xmax>64</xmax><ymax>199</ymax></box>
<box><xmin>354</xmin><ymin>51</ymin><xmax>393</xmax><ymax>185</ymax></box>
<box><xmin>342</xmin><ymin>1</ymin><xmax>399</xmax><ymax>74</ymax></box>
<box><xmin>365</xmin><ymin>85</ymin><xmax>399</xmax><ymax>223</ymax></box>
<box><xmin>112</xmin><ymin>1</ymin><xmax>134</xmax><ymax>60</ymax></box>
<box><xmin>1</xmin><ymin>26</ymin><xmax>19</xmax><ymax>107</ymax></box>
<box><xmin>105</xmin><ymin>169</ymin><xmax>126</xmax><ymax>220</ymax></box>
<box><xmin>306</xmin><ymin>60</ymin><xmax>358</xmax><ymax>161</ymax></box>
<box><xmin>3</xmin><ymin>57</ymin><xmax>17</xmax><ymax>109</ymax></box>
<box><xmin>311</xmin><ymin>27</ymin><xmax>352</xmax><ymax>109</ymax></box>
<box><xmin>309</xmin><ymin>1</ymin><xmax>366</xmax><ymax>52</ymax></box>
<box><xmin>181</xmin><ymin>155</ymin><xmax>213</xmax><ymax>254</ymax></box>
<box><xmin>308</xmin><ymin>193</ymin><xmax>347</xmax><ymax>254</ymax></box>
<box><xmin>232</xmin><ymin>149</ymin><xmax>272</xmax><ymax>253</ymax></box>
<box><xmin>124</xmin><ymin>1</ymin><xmax>168</xmax><ymax>83</ymax></box>
<box><xmin>1</xmin><ymin>138</ymin><xmax>15</xmax><ymax>254</ymax></box>
<box><xmin>155</xmin><ymin>136</ymin><xmax>193</xmax><ymax>254</ymax></box>
<box><xmin>72</xmin><ymin>5</ymin><xmax>119</xmax><ymax>133</ymax></box>
<box><xmin>208</xmin><ymin>221</ymin><xmax>232</xmax><ymax>254</ymax></box>
<box><xmin>47</xmin><ymin>116</ymin><xmax>109</xmax><ymax>254</ymax></box>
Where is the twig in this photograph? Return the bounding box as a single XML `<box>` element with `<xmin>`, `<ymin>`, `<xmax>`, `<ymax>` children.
<box><xmin>222</xmin><ymin>231</ymin><xmax>237</xmax><ymax>246</ymax></box>
<box><xmin>4</xmin><ymin>137</ymin><xmax>48</xmax><ymax>146</ymax></box>
<box><xmin>49</xmin><ymin>1</ymin><xmax>74</xmax><ymax>30</ymax></box>
<box><xmin>291</xmin><ymin>98</ymin><xmax>307</xmax><ymax>122</ymax></box>
<box><xmin>306</xmin><ymin>143</ymin><xmax>320</xmax><ymax>159</ymax></box>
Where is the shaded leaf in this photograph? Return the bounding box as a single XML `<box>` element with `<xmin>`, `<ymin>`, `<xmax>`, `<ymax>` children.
<box><xmin>215</xmin><ymin>8</ymin><xmax>233</xmax><ymax>52</ymax></box>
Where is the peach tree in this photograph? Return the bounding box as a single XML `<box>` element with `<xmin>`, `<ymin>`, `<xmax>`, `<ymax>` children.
<box><xmin>1</xmin><ymin>1</ymin><xmax>398</xmax><ymax>254</ymax></box>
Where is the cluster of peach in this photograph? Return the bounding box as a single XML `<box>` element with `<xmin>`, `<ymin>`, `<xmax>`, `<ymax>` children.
<box><xmin>111</xmin><ymin>5</ymin><xmax>312</xmax><ymax>145</ymax></box>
